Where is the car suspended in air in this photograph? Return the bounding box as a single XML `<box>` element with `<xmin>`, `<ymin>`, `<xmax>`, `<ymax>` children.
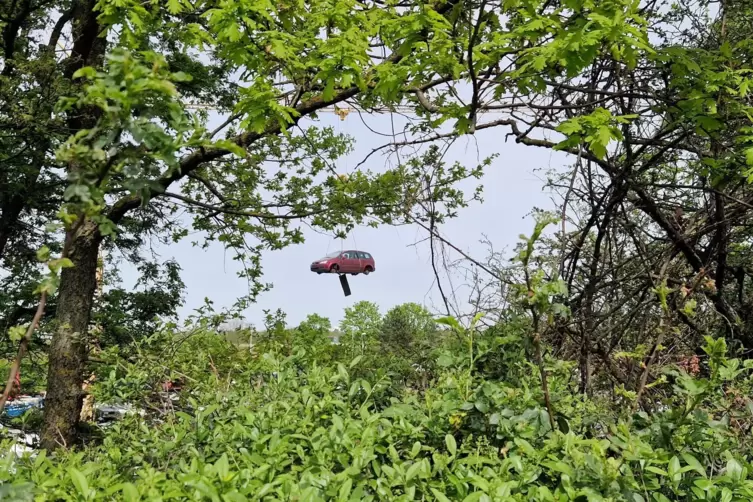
<box><xmin>310</xmin><ymin>250</ymin><xmax>375</xmax><ymax>276</ymax></box>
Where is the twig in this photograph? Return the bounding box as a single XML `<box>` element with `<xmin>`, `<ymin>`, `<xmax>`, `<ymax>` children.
<box><xmin>533</xmin><ymin>332</ymin><xmax>556</xmax><ymax>430</ymax></box>
<box><xmin>428</xmin><ymin>208</ymin><xmax>451</xmax><ymax>316</ymax></box>
<box><xmin>633</xmin><ymin>258</ymin><xmax>672</xmax><ymax>411</ymax></box>
<box><xmin>0</xmin><ymin>293</ymin><xmax>47</xmax><ymax>410</ymax></box>
<box><xmin>408</xmin><ymin>210</ymin><xmax>502</xmax><ymax>281</ymax></box>
<box><xmin>523</xmin><ymin>252</ymin><xmax>556</xmax><ymax>430</ymax></box>
<box><xmin>209</xmin><ymin>113</ymin><xmax>242</xmax><ymax>139</ymax></box>
<box><xmin>559</xmin><ymin>146</ymin><xmax>582</xmax><ymax>278</ymax></box>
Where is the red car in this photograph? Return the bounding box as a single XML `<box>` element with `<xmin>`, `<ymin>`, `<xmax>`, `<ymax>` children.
<box><xmin>310</xmin><ymin>250</ymin><xmax>376</xmax><ymax>275</ymax></box>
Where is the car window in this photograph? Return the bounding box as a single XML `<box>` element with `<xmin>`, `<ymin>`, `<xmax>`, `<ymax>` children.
<box><xmin>363</xmin><ymin>253</ymin><xmax>371</xmax><ymax>259</ymax></box>
<box><xmin>342</xmin><ymin>252</ymin><xmax>351</xmax><ymax>259</ymax></box>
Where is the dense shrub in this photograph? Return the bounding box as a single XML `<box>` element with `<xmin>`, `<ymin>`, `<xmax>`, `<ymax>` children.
<box><xmin>3</xmin><ymin>328</ymin><xmax>753</xmax><ymax>501</ymax></box>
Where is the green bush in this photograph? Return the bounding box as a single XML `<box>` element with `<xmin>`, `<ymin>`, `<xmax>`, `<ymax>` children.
<box><xmin>2</xmin><ymin>330</ymin><xmax>753</xmax><ymax>501</ymax></box>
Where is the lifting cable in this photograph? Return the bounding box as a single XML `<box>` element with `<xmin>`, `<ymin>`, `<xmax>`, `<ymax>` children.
<box><xmin>336</xmin><ymin>108</ymin><xmax>352</xmax><ymax>296</ymax></box>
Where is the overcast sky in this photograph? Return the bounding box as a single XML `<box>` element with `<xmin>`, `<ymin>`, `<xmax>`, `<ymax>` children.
<box><xmin>119</xmin><ymin>110</ymin><xmax>567</xmax><ymax>329</ymax></box>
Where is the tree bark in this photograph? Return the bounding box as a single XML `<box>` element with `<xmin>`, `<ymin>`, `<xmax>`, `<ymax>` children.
<box><xmin>40</xmin><ymin>220</ymin><xmax>101</xmax><ymax>450</ymax></box>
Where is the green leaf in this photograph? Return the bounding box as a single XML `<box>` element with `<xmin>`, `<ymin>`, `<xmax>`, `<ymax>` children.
<box><xmin>745</xmin><ymin>148</ymin><xmax>753</xmax><ymax>167</ymax></box>
<box><xmin>214</xmin><ymin>139</ymin><xmax>247</xmax><ymax>157</ymax></box>
<box><xmin>405</xmin><ymin>461</ymin><xmax>422</xmax><ymax>482</ymax></box>
<box><xmin>215</xmin><ymin>453</ymin><xmax>230</xmax><ymax>480</ymax></box>
<box><xmin>542</xmin><ymin>460</ymin><xmax>574</xmax><ymax>477</ymax></box>
<box><xmin>8</xmin><ymin>325</ymin><xmax>27</xmax><ymax>343</ymax></box>
<box><xmin>508</xmin><ymin>455</ymin><xmax>524</xmax><ymax>472</ymax></box>
<box><xmin>681</xmin><ymin>453</ymin><xmax>706</xmax><ymax>478</ymax></box>
<box><xmin>725</xmin><ymin>458</ymin><xmax>743</xmax><ymax>481</ymax></box>
<box><xmin>338</xmin><ymin>478</ymin><xmax>352</xmax><ymax>501</ymax></box>
<box><xmin>556</xmin><ymin>414</ymin><xmax>570</xmax><ymax>433</ymax></box>
<box><xmin>36</xmin><ymin>246</ymin><xmax>50</xmax><ymax>262</ymax></box>
<box><xmin>470</xmin><ymin>312</ymin><xmax>484</xmax><ymax>329</ymax></box>
<box><xmin>436</xmin><ymin>316</ymin><xmax>462</xmax><ymax>331</ymax></box>
<box><xmin>222</xmin><ymin>23</ymin><xmax>242</xmax><ymax>42</ymax></box>
<box><xmin>455</xmin><ymin>116</ymin><xmax>473</xmax><ymax>134</ymax></box>
<box><xmin>167</xmin><ymin>0</ymin><xmax>184</xmax><ymax>14</ymax></box>
<box><xmin>474</xmin><ymin>399</ymin><xmax>489</xmax><ymax>413</ymax></box>
<box><xmin>431</xmin><ymin>488</ymin><xmax>452</xmax><ymax>502</ymax></box>
<box><xmin>121</xmin><ymin>483</ymin><xmax>139</xmax><ymax>502</ymax></box>
<box><xmin>68</xmin><ymin>467</ymin><xmax>90</xmax><ymax>497</ymax></box>
<box><xmin>720</xmin><ymin>488</ymin><xmax>733</xmax><ymax>502</ymax></box>
<box><xmin>445</xmin><ymin>434</ymin><xmax>457</xmax><ymax>457</ymax></box>
<box><xmin>71</xmin><ymin>67</ymin><xmax>96</xmax><ymax>80</ymax></box>
<box><xmin>349</xmin><ymin>355</ymin><xmax>363</xmax><ymax>369</ymax></box>
<box><xmin>323</xmin><ymin>79</ymin><xmax>335</xmax><ymax>101</ymax></box>
<box><xmin>437</xmin><ymin>354</ymin><xmax>454</xmax><ymax>367</ymax></box>
<box><xmin>48</xmin><ymin>258</ymin><xmax>74</xmax><ymax>274</ymax></box>
<box><xmin>596</xmin><ymin>125</ymin><xmax>613</xmax><ymax>149</ymax></box>
<box><xmin>668</xmin><ymin>456</ymin><xmax>681</xmax><ymax>482</ymax></box>
<box><xmin>557</xmin><ymin>119</ymin><xmax>583</xmax><ymax>135</ymax></box>
<box><xmin>590</xmin><ymin>140</ymin><xmax>607</xmax><ymax>159</ymax></box>
<box><xmin>645</xmin><ymin>466</ymin><xmax>668</xmax><ymax>476</ymax></box>
<box><xmin>63</xmin><ymin>184</ymin><xmax>91</xmax><ymax>202</ymax></box>
<box><xmin>537</xmin><ymin>486</ymin><xmax>555</xmax><ymax>502</ymax></box>
<box><xmin>171</xmin><ymin>71</ymin><xmax>192</xmax><ymax>82</ymax></box>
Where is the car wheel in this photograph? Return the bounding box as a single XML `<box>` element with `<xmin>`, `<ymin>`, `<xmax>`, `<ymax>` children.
<box><xmin>329</xmin><ymin>264</ymin><xmax>339</xmax><ymax>273</ymax></box>
<box><xmin>363</xmin><ymin>267</ymin><xmax>372</xmax><ymax>275</ymax></box>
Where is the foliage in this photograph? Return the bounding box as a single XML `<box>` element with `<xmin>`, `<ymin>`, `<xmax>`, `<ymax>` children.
<box><xmin>2</xmin><ymin>0</ymin><xmax>753</xmax><ymax>483</ymax></box>
<box><xmin>380</xmin><ymin>303</ymin><xmax>441</xmax><ymax>388</ymax></box>
<box><xmin>0</xmin><ymin>0</ymin><xmax>495</xmax><ymax>446</ymax></box>
<box><xmin>4</xmin><ymin>326</ymin><xmax>753</xmax><ymax>501</ymax></box>
<box><xmin>91</xmin><ymin>260</ymin><xmax>185</xmax><ymax>348</ymax></box>
<box><xmin>339</xmin><ymin>301</ymin><xmax>383</xmax><ymax>359</ymax></box>
<box><xmin>293</xmin><ymin>314</ymin><xmax>337</xmax><ymax>364</ymax></box>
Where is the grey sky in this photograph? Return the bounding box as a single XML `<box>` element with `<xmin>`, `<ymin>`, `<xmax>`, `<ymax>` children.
<box><xmin>120</xmin><ymin>111</ymin><xmax>566</xmax><ymax>328</ymax></box>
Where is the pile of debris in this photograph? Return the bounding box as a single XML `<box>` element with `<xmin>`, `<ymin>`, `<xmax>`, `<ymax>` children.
<box><xmin>4</xmin><ymin>394</ymin><xmax>44</xmax><ymax>418</ymax></box>
<box><xmin>0</xmin><ymin>423</ymin><xmax>37</xmax><ymax>456</ymax></box>
<box><xmin>1</xmin><ymin>378</ymin><xmax>183</xmax><ymax>453</ymax></box>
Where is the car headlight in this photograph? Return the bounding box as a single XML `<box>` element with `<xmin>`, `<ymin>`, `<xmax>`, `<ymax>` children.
<box><xmin>319</xmin><ymin>261</ymin><xmax>327</xmax><ymax>264</ymax></box>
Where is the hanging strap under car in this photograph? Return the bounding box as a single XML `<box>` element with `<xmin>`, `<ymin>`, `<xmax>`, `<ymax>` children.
<box><xmin>339</xmin><ymin>274</ymin><xmax>351</xmax><ymax>297</ymax></box>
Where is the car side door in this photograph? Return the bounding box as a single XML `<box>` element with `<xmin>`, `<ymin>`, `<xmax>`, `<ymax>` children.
<box><xmin>360</xmin><ymin>252</ymin><xmax>373</xmax><ymax>271</ymax></box>
<box><xmin>347</xmin><ymin>252</ymin><xmax>362</xmax><ymax>273</ymax></box>
<box><xmin>339</xmin><ymin>252</ymin><xmax>355</xmax><ymax>273</ymax></box>
<box><xmin>356</xmin><ymin>252</ymin><xmax>368</xmax><ymax>272</ymax></box>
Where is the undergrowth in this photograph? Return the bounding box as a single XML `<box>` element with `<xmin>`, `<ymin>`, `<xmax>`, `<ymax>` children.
<box><xmin>2</xmin><ymin>326</ymin><xmax>753</xmax><ymax>501</ymax></box>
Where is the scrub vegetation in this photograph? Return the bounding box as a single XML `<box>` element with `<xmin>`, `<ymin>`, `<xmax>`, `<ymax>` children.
<box><xmin>3</xmin><ymin>0</ymin><xmax>753</xmax><ymax>499</ymax></box>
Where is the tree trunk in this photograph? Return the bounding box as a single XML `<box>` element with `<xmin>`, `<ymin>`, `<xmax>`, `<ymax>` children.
<box><xmin>39</xmin><ymin>0</ymin><xmax>106</xmax><ymax>450</ymax></box>
<box><xmin>40</xmin><ymin>219</ymin><xmax>101</xmax><ymax>450</ymax></box>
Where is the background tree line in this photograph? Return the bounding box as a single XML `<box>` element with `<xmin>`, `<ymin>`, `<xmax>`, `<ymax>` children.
<box><xmin>222</xmin><ymin>301</ymin><xmax>442</xmax><ymax>391</ymax></box>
